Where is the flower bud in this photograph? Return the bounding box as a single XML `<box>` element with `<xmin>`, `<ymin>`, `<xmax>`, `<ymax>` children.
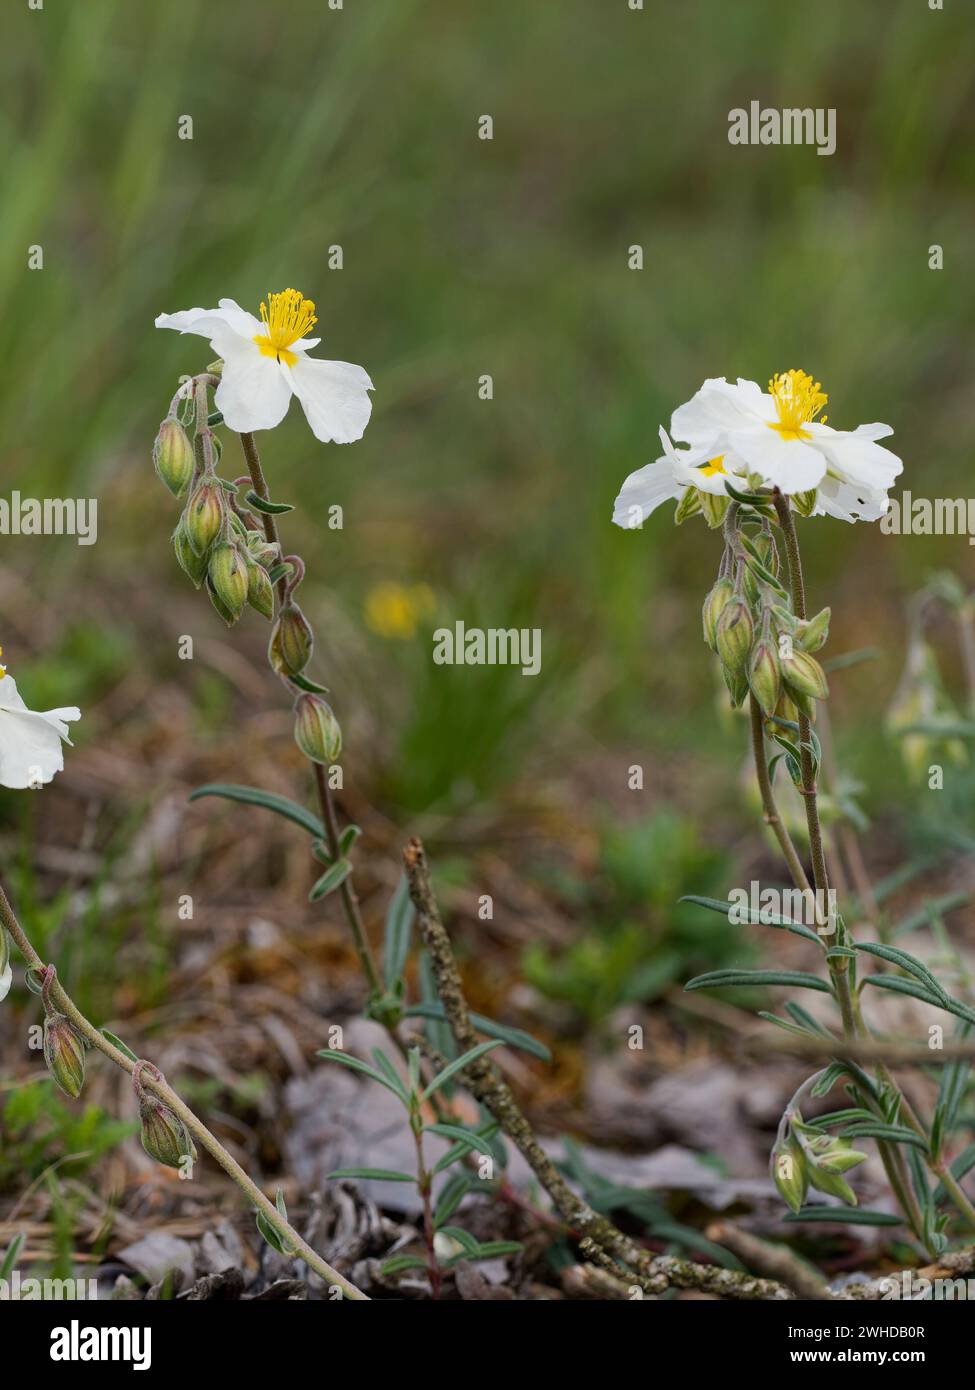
<box><xmin>782</xmin><ymin>649</ymin><xmax>829</xmax><ymax>702</ymax></box>
<box><xmin>153</xmin><ymin>418</ymin><xmax>195</xmax><ymax>498</ymax></box>
<box><xmin>208</xmin><ymin>541</ymin><xmax>248</xmax><ymax>621</ymax></box>
<box><xmin>807</xmin><ymin>1161</ymin><xmax>857</xmax><ymax>1206</ymax></box>
<box><xmin>247</xmin><ymin>558</ymin><xmax>274</xmax><ymax>621</ymax></box>
<box><xmin>815</xmin><ymin>1140</ymin><xmax>869</xmax><ymax>1176</ymax></box>
<box><xmin>796</xmin><ymin>607</ymin><xmax>830</xmax><ymax>653</ymax></box>
<box><xmin>183</xmin><ymin>479</ymin><xmax>226</xmax><ymax>556</ymax></box>
<box><xmin>748</xmin><ymin>638</ymin><xmax>781</xmax><ymax>715</ymax></box>
<box><xmin>702</xmin><ymin>578</ymin><xmax>734</xmax><ymax>651</ymax></box>
<box><xmin>139</xmin><ymin>1098</ymin><xmax>196</xmax><ymax>1169</ymax></box>
<box><xmin>246</xmin><ymin>531</ymin><xmax>280</xmax><ymax>567</ymax></box>
<box><xmin>715</xmin><ymin>598</ymin><xmax>754</xmax><ymax>675</ymax></box>
<box><xmin>43</xmin><ymin>1013</ymin><xmax>86</xmax><ymax>1098</ymax></box>
<box><xmin>269</xmin><ymin>602</ymin><xmax>314</xmax><ymax>677</ymax></box>
<box><xmin>172</xmin><ymin>521</ymin><xmax>208</xmax><ymax>589</ymax></box>
<box><xmin>294</xmin><ymin>693</ymin><xmax>342</xmax><ymax>765</ymax></box>
<box><xmin>771</xmin><ymin>1138</ymin><xmax>808</xmax><ymax>1214</ymax></box>
<box><xmin>774</xmin><ymin>691</ymin><xmax>801</xmax><ymax>726</ymax></box>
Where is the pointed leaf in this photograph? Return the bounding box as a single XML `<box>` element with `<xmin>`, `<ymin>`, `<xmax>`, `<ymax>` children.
<box><xmin>190</xmin><ymin>783</ymin><xmax>323</xmax><ymax>837</ymax></box>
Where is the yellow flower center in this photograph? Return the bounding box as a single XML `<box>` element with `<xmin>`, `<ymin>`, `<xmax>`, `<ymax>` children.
<box><xmin>699</xmin><ymin>455</ymin><xmax>725</xmax><ymax>476</ymax></box>
<box><xmin>253</xmin><ymin>289</ymin><xmax>317</xmax><ymax>367</ymax></box>
<box><xmin>767</xmin><ymin>369</ymin><xmax>828</xmax><ymax>442</ymax></box>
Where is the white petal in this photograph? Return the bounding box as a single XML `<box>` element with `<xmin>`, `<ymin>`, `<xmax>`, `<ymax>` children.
<box><xmin>155</xmin><ymin>301</ymin><xmax>257</xmax><ymax>340</ymax></box>
<box><xmin>612</xmin><ymin>456</ymin><xmax>682</xmax><ymax>528</ymax></box>
<box><xmin>0</xmin><ymin>674</ymin><xmax>27</xmax><ymax>711</ymax></box>
<box><xmin>286</xmin><ymin>357</ymin><xmax>374</xmax><ymax>444</ymax></box>
<box><xmin>813</xmin><ymin>476</ymin><xmax>890</xmax><ymax>523</ymax></box>
<box><xmin>809</xmin><ymin>427</ymin><xmax>903</xmax><ymax>492</ymax></box>
<box><xmin>0</xmin><ymin>709</ymin><xmax>72</xmax><ymax>788</ymax></box>
<box><xmin>727</xmin><ymin>428</ymin><xmax>828</xmax><ymax>492</ymax></box>
<box><xmin>671</xmin><ymin>378</ymin><xmax>766</xmax><ymax>446</ymax></box>
<box><xmin>214</xmin><ymin>337</ymin><xmax>294</xmax><ymax>434</ymax></box>
<box><xmin>0</xmin><ymin>962</ymin><xmax>11</xmax><ymax>1002</ymax></box>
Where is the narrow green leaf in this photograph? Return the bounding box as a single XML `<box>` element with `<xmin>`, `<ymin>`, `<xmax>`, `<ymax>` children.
<box><xmin>380</xmin><ymin>1254</ymin><xmax>429</xmax><ymax>1277</ymax></box>
<box><xmin>190</xmin><ymin>783</ymin><xmax>323</xmax><ymax>837</ymax></box>
<box><xmin>245</xmin><ymin>489</ymin><xmax>295</xmax><ymax>515</ymax></box>
<box><xmin>339</xmin><ymin>824</ymin><xmax>362</xmax><ymax>856</ymax></box>
<box><xmin>309</xmin><ymin>858</ymin><xmax>352</xmax><ymax>901</ymax></box>
<box><xmin>327</xmin><ymin>1167</ymin><xmax>415</xmax><ymax>1183</ymax></box>
<box><xmin>290</xmin><ymin>672</ymin><xmax>330</xmax><ymax>695</ymax></box>
<box><xmin>679</xmin><ymin>894</ymin><xmax>821</xmax><ymax>945</ymax></box>
<box><xmin>840</xmin><ymin>1122</ymin><xmax>929</xmax><ymax>1152</ymax></box>
<box><xmin>433</xmin><ymin>1172</ymin><xmax>473</xmax><ymax>1228</ymax></box>
<box><xmin>267</xmin><ymin>562</ymin><xmax>292</xmax><ymax>586</ymax></box>
<box><xmin>101</xmin><ymin>1029</ymin><xmax>140</xmax><ymax>1064</ymax></box>
<box><xmin>384</xmin><ymin>873</ymin><xmax>415</xmax><ymax>990</ymax></box>
<box><xmin>422</xmin><ymin>1040</ymin><xmax>504</xmax><ymax>1101</ymax></box>
<box><xmin>437</xmin><ymin>1225</ymin><xmax>481</xmax><ymax>1256</ymax></box>
<box><xmin>404</xmin><ymin>1001</ymin><xmax>552</xmax><ymax>1063</ymax></box>
<box><xmin>316</xmin><ymin>1048</ymin><xmax>407</xmax><ymax>1099</ymax></box>
<box><xmin>447</xmin><ymin>1240</ymin><xmax>524</xmax><ymax>1263</ymax></box>
<box><xmin>784</xmin><ymin>1207</ymin><xmax>902</xmax><ymax>1227</ymax></box>
<box><xmin>371</xmin><ymin>1048</ymin><xmax>409</xmax><ymax>1102</ymax></box>
<box><xmin>685</xmin><ymin>969</ymin><xmax>831</xmax><ymax>994</ymax></box>
<box><xmin>856</xmin><ymin>942</ymin><xmax>950</xmax><ymax>1007</ymax></box>
<box><xmin>860</xmin><ymin>975</ymin><xmax>975</xmax><ymax>1027</ymax></box>
<box><xmin>255</xmin><ymin>1209</ymin><xmax>291</xmax><ymax>1254</ymax></box>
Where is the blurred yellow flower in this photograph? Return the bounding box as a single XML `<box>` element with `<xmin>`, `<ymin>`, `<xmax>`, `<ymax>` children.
<box><xmin>364</xmin><ymin>583</ymin><xmax>435</xmax><ymax>640</ymax></box>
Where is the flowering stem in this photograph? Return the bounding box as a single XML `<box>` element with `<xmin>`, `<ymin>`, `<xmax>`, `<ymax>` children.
<box><xmin>748</xmin><ymin>693</ymin><xmax>813</xmax><ymax>899</ymax></box>
<box><xmin>0</xmin><ymin>881</ymin><xmax>367</xmax><ymax>1299</ymax></box>
<box><xmin>237</xmin><ymin>427</ymin><xmax>383</xmax><ymax>998</ymax></box>
<box><xmin>767</xmin><ymin>494</ymin><xmax>972</xmax><ymax>1244</ymax></box>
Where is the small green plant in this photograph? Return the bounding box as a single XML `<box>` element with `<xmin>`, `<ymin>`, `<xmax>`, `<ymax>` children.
<box><xmin>319</xmin><ymin>1040</ymin><xmax>521</xmax><ymax>1296</ymax></box>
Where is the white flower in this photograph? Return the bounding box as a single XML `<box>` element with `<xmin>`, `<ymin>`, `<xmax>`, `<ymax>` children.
<box><xmin>669</xmin><ymin>371</ymin><xmax>902</xmax><ymax>508</ymax></box>
<box><xmin>0</xmin><ymin>660</ymin><xmax>81</xmax><ymax>790</ymax></box>
<box><xmin>156</xmin><ymin>290</ymin><xmax>374</xmax><ymax>444</ymax></box>
<box><xmin>0</xmin><ymin>926</ymin><xmax>10</xmax><ymax>1003</ymax></box>
<box><xmin>612</xmin><ymin>427</ymin><xmax>747</xmax><ymax>529</ymax></box>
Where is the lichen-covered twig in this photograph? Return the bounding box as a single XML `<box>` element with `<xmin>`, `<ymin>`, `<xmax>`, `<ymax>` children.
<box><xmin>705</xmin><ymin>1222</ymin><xmax>831</xmax><ymax>1300</ymax></box>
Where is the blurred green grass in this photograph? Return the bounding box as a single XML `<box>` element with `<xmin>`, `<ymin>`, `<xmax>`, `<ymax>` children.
<box><xmin>3</xmin><ymin>0</ymin><xmax>974</xmax><ymax>815</ymax></box>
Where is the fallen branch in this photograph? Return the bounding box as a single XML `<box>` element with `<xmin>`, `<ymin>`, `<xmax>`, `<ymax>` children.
<box><xmin>705</xmin><ymin>1221</ymin><xmax>831</xmax><ymax>1300</ymax></box>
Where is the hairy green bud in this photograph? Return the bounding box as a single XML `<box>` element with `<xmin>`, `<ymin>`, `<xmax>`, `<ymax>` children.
<box><xmin>782</xmin><ymin>649</ymin><xmax>829</xmax><ymax>702</ymax></box>
<box><xmin>43</xmin><ymin>1013</ymin><xmax>86</xmax><ymax>1098</ymax></box>
<box><xmin>702</xmin><ymin>578</ymin><xmax>734</xmax><ymax>651</ymax></box>
<box><xmin>748</xmin><ymin>638</ymin><xmax>781</xmax><ymax>716</ymax></box>
<box><xmin>771</xmin><ymin>1138</ymin><xmax>808</xmax><ymax>1215</ymax></box>
<box><xmin>715</xmin><ymin>598</ymin><xmax>754</xmax><ymax>675</ymax></box>
<box><xmin>796</xmin><ymin>607</ymin><xmax>830</xmax><ymax>654</ymax></box>
<box><xmin>139</xmin><ymin>1098</ymin><xmax>197</xmax><ymax>1169</ymax></box>
<box><xmin>293</xmin><ymin>693</ymin><xmax>342</xmax><ymax>765</ymax></box>
<box><xmin>172</xmin><ymin>521</ymin><xmax>208</xmax><ymax>588</ymax></box>
<box><xmin>269</xmin><ymin>602</ymin><xmax>314</xmax><ymax>677</ymax></box>
<box><xmin>183</xmin><ymin>479</ymin><xmax>226</xmax><ymax>557</ymax></box>
<box><xmin>153</xmin><ymin>418</ymin><xmax>195</xmax><ymax>498</ymax></box>
<box><xmin>247</xmin><ymin>558</ymin><xmax>275</xmax><ymax>621</ymax></box>
<box><xmin>208</xmin><ymin>541</ymin><xmax>249</xmax><ymax>621</ymax></box>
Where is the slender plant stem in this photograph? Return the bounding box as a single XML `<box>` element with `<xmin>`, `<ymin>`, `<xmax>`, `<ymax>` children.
<box><xmin>0</xmin><ymin>882</ymin><xmax>367</xmax><ymax>1299</ymax></box>
<box><xmin>748</xmin><ymin>694</ymin><xmax>813</xmax><ymax>898</ymax></box>
<box><xmin>768</xmin><ymin>493</ymin><xmax>939</xmax><ymax>1242</ymax></box>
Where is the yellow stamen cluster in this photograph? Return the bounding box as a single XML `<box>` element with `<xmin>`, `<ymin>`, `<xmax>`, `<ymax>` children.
<box><xmin>0</xmin><ymin>646</ymin><xmax>5</xmax><ymax>677</ymax></box>
<box><xmin>768</xmin><ymin>369</ymin><xmax>828</xmax><ymax>441</ymax></box>
<box><xmin>253</xmin><ymin>289</ymin><xmax>317</xmax><ymax>367</ymax></box>
<box><xmin>699</xmin><ymin>455</ymin><xmax>726</xmax><ymax>476</ymax></box>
